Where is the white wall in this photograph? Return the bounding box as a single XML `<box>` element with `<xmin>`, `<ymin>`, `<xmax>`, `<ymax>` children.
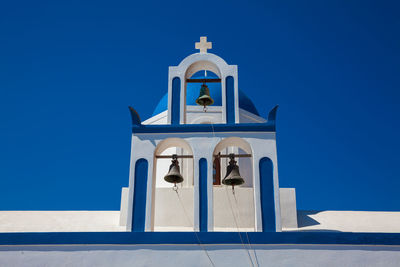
<box><xmin>1</xmin><ymin>244</ymin><xmax>399</xmax><ymax>267</ymax></box>
<box><xmin>153</xmin><ymin>187</ymin><xmax>256</xmax><ymax>232</ymax></box>
<box><xmin>296</xmin><ymin>210</ymin><xmax>400</xmax><ymax>233</ymax></box>
<box><xmin>119</xmin><ymin>187</ymin><xmax>129</xmax><ymax>227</ymax></box>
<box><xmin>280</xmin><ymin>188</ymin><xmax>298</xmax><ymax>229</ymax></box>
<box><xmin>213</xmin><ymin>187</ymin><xmax>255</xmax><ymax>231</ymax></box>
<box><xmin>154</xmin><ymin>188</ymin><xmax>194</xmax><ymax>231</ymax></box>
<box><xmin>0</xmin><ymin>211</ymin><xmax>125</xmax><ymax>233</ymax></box>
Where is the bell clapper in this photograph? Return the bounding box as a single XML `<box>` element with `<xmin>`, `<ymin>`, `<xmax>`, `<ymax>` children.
<box><xmin>232</xmin><ymin>185</ymin><xmax>235</xmax><ymax>195</ymax></box>
<box><xmin>173</xmin><ymin>183</ymin><xmax>178</xmax><ymax>192</ymax></box>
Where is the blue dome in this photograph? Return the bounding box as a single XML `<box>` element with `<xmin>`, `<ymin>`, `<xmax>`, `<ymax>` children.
<box><xmin>152</xmin><ymin>84</ymin><xmax>260</xmax><ymax>117</ymax></box>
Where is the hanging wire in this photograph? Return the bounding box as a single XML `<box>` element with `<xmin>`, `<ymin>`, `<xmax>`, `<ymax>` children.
<box><xmin>224</xmin><ymin>186</ymin><xmax>255</xmax><ymax>267</ymax></box>
<box><xmin>203</xmin><ymin>70</ymin><xmax>208</xmax><ymax>113</ymax></box>
<box><xmin>232</xmin><ymin>193</ymin><xmax>261</xmax><ymax>267</ymax></box>
<box><xmin>209</xmin><ymin>120</ymin><xmax>258</xmax><ymax>266</ymax></box>
<box><xmin>174</xmin><ymin>188</ymin><xmax>216</xmax><ymax>267</ymax></box>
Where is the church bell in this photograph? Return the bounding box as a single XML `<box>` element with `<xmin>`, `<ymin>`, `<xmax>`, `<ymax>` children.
<box><xmin>222</xmin><ymin>154</ymin><xmax>245</xmax><ymax>188</ymax></box>
<box><xmin>164</xmin><ymin>155</ymin><xmax>184</xmax><ymax>185</ymax></box>
<box><xmin>195</xmin><ymin>83</ymin><xmax>214</xmax><ymax>110</ymax></box>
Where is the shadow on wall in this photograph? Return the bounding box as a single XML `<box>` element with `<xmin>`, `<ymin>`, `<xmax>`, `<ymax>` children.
<box><xmin>297</xmin><ymin>210</ymin><xmax>322</xmax><ymax>228</ymax></box>
<box><xmin>297</xmin><ymin>210</ymin><xmax>341</xmax><ymax>232</ymax></box>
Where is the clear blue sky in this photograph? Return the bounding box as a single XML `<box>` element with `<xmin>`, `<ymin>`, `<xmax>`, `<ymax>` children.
<box><xmin>0</xmin><ymin>0</ymin><xmax>399</xmax><ymax>211</ymax></box>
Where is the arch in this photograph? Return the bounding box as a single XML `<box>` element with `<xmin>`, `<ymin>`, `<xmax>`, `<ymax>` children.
<box><xmin>153</xmin><ymin>138</ymin><xmax>194</xmax><ymax>190</ymax></box>
<box><xmin>177</xmin><ymin>53</ymin><xmax>229</xmax><ymax>76</ymax></box>
<box><xmin>168</xmin><ymin>52</ymin><xmax>237</xmax><ymax>125</ymax></box>
<box><xmin>172</xmin><ymin>53</ymin><xmax>234</xmax><ymax>125</ymax></box>
<box><xmin>213</xmin><ymin>137</ymin><xmax>252</xmax><ymax>155</ymax></box>
<box><xmin>212</xmin><ymin>137</ymin><xmax>255</xmax><ymax>231</ymax></box>
<box><xmin>154</xmin><ymin>138</ymin><xmax>193</xmax><ymax>156</ymax></box>
<box><xmin>185</xmin><ymin>68</ymin><xmax>224</xmax><ymax>125</ymax></box>
<box><xmin>185</xmin><ymin>60</ymin><xmax>222</xmax><ymax>79</ymax></box>
<box><xmin>152</xmin><ymin>138</ymin><xmax>195</xmax><ymax>231</ymax></box>
<box><xmin>131</xmin><ymin>158</ymin><xmax>148</xmax><ymax>232</ymax></box>
<box><xmin>259</xmin><ymin>157</ymin><xmax>276</xmax><ymax>232</ymax></box>
<box><xmin>186</xmin><ymin>70</ymin><xmax>222</xmax><ymax>107</ymax></box>
<box><xmin>212</xmin><ymin>137</ymin><xmax>253</xmax><ymax>188</ymax></box>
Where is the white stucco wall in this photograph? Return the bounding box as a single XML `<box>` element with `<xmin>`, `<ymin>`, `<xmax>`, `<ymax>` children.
<box><xmin>213</xmin><ymin>187</ymin><xmax>255</xmax><ymax>231</ymax></box>
<box><xmin>0</xmin><ymin>211</ymin><xmax>125</xmax><ymax>232</ymax></box>
<box><xmin>154</xmin><ymin>188</ymin><xmax>194</xmax><ymax>231</ymax></box>
<box><xmin>1</xmin><ymin>244</ymin><xmax>399</xmax><ymax>267</ymax></box>
<box><xmin>153</xmin><ymin>187</ymin><xmax>256</xmax><ymax>231</ymax></box>
<box><xmin>280</xmin><ymin>188</ymin><xmax>298</xmax><ymax>229</ymax></box>
<box><xmin>296</xmin><ymin>210</ymin><xmax>400</xmax><ymax>233</ymax></box>
<box><xmin>2</xmin><ymin>209</ymin><xmax>400</xmax><ymax>233</ymax></box>
<box><xmin>119</xmin><ymin>187</ymin><xmax>129</xmax><ymax>227</ymax></box>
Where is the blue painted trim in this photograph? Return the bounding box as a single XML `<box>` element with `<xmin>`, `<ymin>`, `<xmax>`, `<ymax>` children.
<box><xmin>199</xmin><ymin>158</ymin><xmax>208</xmax><ymax>232</ymax></box>
<box><xmin>267</xmin><ymin>105</ymin><xmax>279</xmax><ymax>131</ymax></box>
<box><xmin>259</xmin><ymin>157</ymin><xmax>276</xmax><ymax>232</ymax></box>
<box><xmin>226</xmin><ymin>76</ymin><xmax>235</xmax><ymax>123</ymax></box>
<box><xmin>132</xmin><ymin>123</ymin><xmax>275</xmax><ymax>134</ymax></box>
<box><xmin>128</xmin><ymin>106</ymin><xmax>141</xmax><ymax>126</ymax></box>
<box><xmin>0</xmin><ymin>232</ymin><xmax>400</xmax><ymax>246</ymax></box>
<box><xmin>171</xmin><ymin>77</ymin><xmax>181</xmax><ymax>125</ymax></box>
<box><xmin>131</xmin><ymin>159</ymin><xmax>148</xmax><ymax>232</ymax></box>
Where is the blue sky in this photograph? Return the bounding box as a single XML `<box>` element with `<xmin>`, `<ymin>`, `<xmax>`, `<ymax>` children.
<box><xmin>0</xmin><ymin>0</ymin><xmax>399</xmax><ymax>211</ymax></box>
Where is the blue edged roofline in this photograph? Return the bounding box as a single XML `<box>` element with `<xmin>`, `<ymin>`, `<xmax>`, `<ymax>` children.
<box><xmin>129</xmin><ymin>105</ymin><xmax>279</xmax><ymax>134</ymax></box>
<box><xmin>1</xmin><ymin>232</ymin><xmax>400</xmax><ymax>246</ymax></box>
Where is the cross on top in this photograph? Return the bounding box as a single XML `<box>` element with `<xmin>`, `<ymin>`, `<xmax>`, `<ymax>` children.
<box><xmin>195</xmin><ymin>37</ymin><xmax>212</xmax><ymax>54</ymax></box>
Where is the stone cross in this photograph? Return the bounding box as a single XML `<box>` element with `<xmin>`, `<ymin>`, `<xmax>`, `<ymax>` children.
<box><xmin>195</xmin><ymin>37</ymin><xmax>212</xmax><ymax>54</ymax></box>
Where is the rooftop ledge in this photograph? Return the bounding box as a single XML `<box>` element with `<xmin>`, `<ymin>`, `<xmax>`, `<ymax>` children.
<box><xmin>129</xmin><ymin>105</ymin><xmax>279</xmax><ymax>134</ymax></box>
<box><xmin>1</xmin><ymin>232</ymin><xmax>400</xmax><ymax>246</ymax></box>
<box><xmin>131</xmin><ymin>122</ymin><xmax>277</xmax><ymax>134</ymax></box>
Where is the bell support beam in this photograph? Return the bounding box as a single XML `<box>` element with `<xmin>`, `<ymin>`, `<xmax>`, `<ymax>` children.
<box><xmin>213</xmin><ymin>154</ymin><xmax>251</xmax><ymax>158</ymax></box>
<box><xmin>155</xmin><ymin>155</ymin><xmax>193</xmax><ymax>159</ymax></box>
<box><xmin>186</xmin><ymin>78</ymin><xmax>221</xmax><ymax>83</ymax></box>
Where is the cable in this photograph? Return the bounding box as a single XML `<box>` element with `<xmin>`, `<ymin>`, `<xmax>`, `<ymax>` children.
<box><xmin>232</xmin><ymin>193</ymin><xmax>260</xmax><ymax>267</ymax></box>
<box><xmin>208</xmin><ymin>121</ymin><xmax>256</xmax><ymax>266</ymax></box>
<box><xmin>174</xmin><ymin>188</ymin><xmax>216</xmax><ymax>267</ymax></box>
<box><xmin>224</xmin><ymin>186</ymin><xmax>255</xmax><ymax>267</ymax></box>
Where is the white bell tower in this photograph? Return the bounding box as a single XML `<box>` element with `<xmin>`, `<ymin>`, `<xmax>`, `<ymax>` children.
<box><xmin>122</xmin><ymin>37</ymin><xmax>289</xmax><ymax>233</ymax></box>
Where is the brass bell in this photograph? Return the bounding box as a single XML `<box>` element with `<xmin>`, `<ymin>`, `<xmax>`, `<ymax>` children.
<box><xmin>195</xmin><ymin>83</ymin><xmax>214</xmax><ymax>110</ymax></box>
<box><xmin>164</xmin><ymin>155</ymin><xmax>184</xmax><ymax>184</ymax></box>
<box><xmin>222</xmin><ymin>154</ymin><xmax>245</xmax><ymax>188</ymax></box>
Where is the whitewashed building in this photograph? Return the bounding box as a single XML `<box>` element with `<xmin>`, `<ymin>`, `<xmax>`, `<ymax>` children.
<box><xmin>1</xmin><ymin>37</ymin><xmax>400</xmax><ymax>267</ymax></box>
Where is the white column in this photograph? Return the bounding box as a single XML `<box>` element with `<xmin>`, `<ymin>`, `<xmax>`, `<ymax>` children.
<box><xmin>193</xmin><ymin>156</ymin><xmax>200</xmax><ymax>231</ymax></box>
<box><xmin>252</xmin><ymin>154</ymin><xmax>263</xmax><ymax>232</ymax></box>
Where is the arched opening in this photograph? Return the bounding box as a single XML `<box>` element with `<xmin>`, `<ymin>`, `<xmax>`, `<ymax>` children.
<box><xmin>152</xmin><ymin>138</ymin><xmax>194</xmax><ymax>231</ymax></box>
<box><xmin>212</xmin><ymin>137</ymin><xmax>255</xmax><ymax>231</ymax></box>
<box><xmin>184</xmin><ymin>61</ymin><xmax>223</xmax><ymax>124</ymax></box>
